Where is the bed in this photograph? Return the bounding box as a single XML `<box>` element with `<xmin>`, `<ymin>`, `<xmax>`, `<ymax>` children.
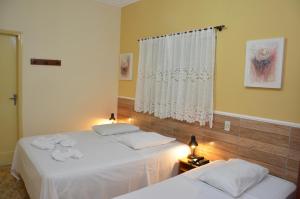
<box><xmin>114</xmin><ymin>160</ymin><xmax>297</xmax><ymax>199</ymax></box>
<box><xmin>11</xmin><ymin>128</ymin><xmax>188</xmax><ymax>199</ymax></box>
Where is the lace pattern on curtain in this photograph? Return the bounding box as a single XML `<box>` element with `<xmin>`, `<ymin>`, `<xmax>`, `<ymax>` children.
<box><xmin>135</xmin><ymin>29</ymin><xmax>216</xmax><ymax>127</ymax></box>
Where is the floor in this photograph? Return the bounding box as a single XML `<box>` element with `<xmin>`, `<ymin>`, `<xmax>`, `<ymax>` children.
<box><xmin>0</xmin><ymin>166</ymin><xmax>29</xmax><ymax>199</ymax></box>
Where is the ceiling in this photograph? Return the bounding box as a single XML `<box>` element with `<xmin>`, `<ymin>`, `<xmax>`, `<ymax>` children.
<box><xmin>96</xmin><ymin>0</ymin><xmax>140</xmax><ymax>7</ymax></box>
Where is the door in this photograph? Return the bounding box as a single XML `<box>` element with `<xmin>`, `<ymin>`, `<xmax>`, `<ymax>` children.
<box><xmin>0</xmin><ymin>33</ymin><xmax>18</xmax><ymax>166</ymax></box>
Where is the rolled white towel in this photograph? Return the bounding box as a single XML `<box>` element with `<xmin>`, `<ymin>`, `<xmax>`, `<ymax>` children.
<box><xmin>52</xmin><ymin>149</ymin><xmax>68</xmax><ymax>161</ymax></box>
<box><xmin>49</xmin><ymin>134</ymin><xmax>76</xmax><ymax>147</ymax></box>
<box><xmin>60</xmin><ymin>139</ymin><xmax>76</xmax><ymax>147</ymax></box>
<box><xmin>70</xmin><ymin>149</ymin><xmax>83</xmax><ymax>159</ymax></box>
<box><xmin>51</xmin><ymin>149</ymin><xmax>83</xmax><ymax>162</ymax></box>
<box><xmin>31</xmin><ymin>134</ymin><xmax>75</xmax><ymax>150</ymax></box>
<box><xmin>50</xmin><ymin>134</ymin><xmax>69</xmax><ymax>144</ymax></box>
<box><xmin>31</xmin><ymin>137</ymin><xmax>56</xmax><ymax>150</ymax></box>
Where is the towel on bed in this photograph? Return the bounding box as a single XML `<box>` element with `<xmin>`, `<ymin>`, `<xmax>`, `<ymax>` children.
<box><xmin>31</xmin><ymin>134</ymin><xmax>76</xmax><ymax>150</ymax></box>
<box><xmin>51</xmin><ymin>148</ymin><xmax>83</xmax><ymax>161</ymax></box>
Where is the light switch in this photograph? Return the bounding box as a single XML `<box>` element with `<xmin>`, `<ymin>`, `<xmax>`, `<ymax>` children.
<box><xmin>224</xmin><ymin>121</ymin><xmax>231</xmax><ymax>132</ymax></box>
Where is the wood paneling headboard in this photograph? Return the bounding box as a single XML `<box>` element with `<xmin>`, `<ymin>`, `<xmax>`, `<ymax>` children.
<box><xmin>117</xmin><ymin>97</ymin><xmax>300</xmax><ymax>183</ymax></box>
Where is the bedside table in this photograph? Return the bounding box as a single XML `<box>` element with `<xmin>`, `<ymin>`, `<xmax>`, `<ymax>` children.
<box><xmin>178</xmin><ymin>157</ymin><xmax>209</xmax><ymax>174</ymax></box>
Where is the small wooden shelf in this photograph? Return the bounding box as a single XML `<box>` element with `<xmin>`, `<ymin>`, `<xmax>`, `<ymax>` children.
<box><xmin>31</xmin><ymin>58</ymin><xmax>61</xmax><ymax>66</ymax></box>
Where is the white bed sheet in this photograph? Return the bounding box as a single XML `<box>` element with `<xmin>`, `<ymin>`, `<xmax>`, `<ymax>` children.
<box><xmin>114</xmin><ymin>163</ymin><xmax>297</xmax><ymax>199</ymax></box>
<box><xmin>11</xmin><ymin>131</ymin><xmax>188</xmax><ymax>199</ymax></box>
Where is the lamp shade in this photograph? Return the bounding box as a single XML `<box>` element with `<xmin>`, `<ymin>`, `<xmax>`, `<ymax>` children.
<box><xmin>109</xmin><ymin>113</ymin><xmax>116</xmax><ymax>121</ymax></box>
<box><xmin>188</xmin><ymin>135</ymin><xmax>198</xmax><ymax>148</ymax></box>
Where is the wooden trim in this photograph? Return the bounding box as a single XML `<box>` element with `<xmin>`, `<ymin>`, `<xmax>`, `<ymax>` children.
<box><xmin>118</xmin><ymin>96</ymin><xmax>135</xmax><ymax>100</ymax></box>
<box><xmin>215</xmin><ymin>111</ymin><xmax>300</xmax><ymax>128</ymax></box>
<box><xmin>117</xmin><ymin>96</ymin><xmax>300</xmax><ymax>128</ymax></box>
<box><xmin>0</xmin><ymin>29</ymin><xmax>23</xmax><ymax>138</ymax></box>
<box><xmin>297</xmin><ymin>164</ymin><xmax>300</xmax><ymax>198</ymax></box>
<box><xmin>0</xmin><ymin>29</ymin><xmax>22</xmax><ymax>36</ymax></box>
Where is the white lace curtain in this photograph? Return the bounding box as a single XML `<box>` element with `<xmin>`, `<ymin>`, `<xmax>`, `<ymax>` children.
<box><xmin>134</xmin><ymin>28</ymin><xmax>216</xmax><ymax>127</ymax></box>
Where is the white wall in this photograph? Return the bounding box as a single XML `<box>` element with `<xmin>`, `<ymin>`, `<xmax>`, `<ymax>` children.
<box><xmin>0</xmin><ymin>0</ymin><xmax>121</xmax><ymax>136</ymax></box>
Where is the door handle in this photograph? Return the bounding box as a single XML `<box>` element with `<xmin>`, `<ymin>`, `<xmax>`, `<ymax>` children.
<box><xmin>9</xmin><ymin>94</ymin><xmax>17</xmax><ymax>106</ymax></box>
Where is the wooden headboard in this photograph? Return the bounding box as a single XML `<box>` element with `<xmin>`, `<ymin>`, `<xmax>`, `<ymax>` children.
<box><xmin>118</xmin><ymin>97</ymin><xmax>300</xmax><ymax>183</ymax></box>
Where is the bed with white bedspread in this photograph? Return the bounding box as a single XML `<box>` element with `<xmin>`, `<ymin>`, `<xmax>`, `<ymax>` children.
<box><xmin>11</xmin><ymin>130</ymin><xmax>188</xmax><ymax>199</ymax></box>
<box><xmin>114</xmin><ymin>160</ymin><xmax>297</xmax><ymax>199</ymax></box>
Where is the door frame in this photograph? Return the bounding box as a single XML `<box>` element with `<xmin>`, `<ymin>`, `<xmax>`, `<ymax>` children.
<box><xmin>0</xmin><ymin>29</ymin><xmax>23</xmax><ymax>138</ymax></box>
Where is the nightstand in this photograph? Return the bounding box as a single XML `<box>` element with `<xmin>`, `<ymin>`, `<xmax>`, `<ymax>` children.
<box><xmin>178</xmin><ymin>157</ymin><xmax>209</xmax><ymax>174</ymax></box>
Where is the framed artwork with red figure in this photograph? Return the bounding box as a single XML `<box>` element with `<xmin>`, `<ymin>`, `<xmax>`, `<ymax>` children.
<box><xmin>244</xmin><ymin>37</ymin><xmax>284</xmax><ymax>89</ymax></box>
<box><xmin>120</xmin><ymin>53</ymin><xmax>133</xmax><ymax>80</ymax></box>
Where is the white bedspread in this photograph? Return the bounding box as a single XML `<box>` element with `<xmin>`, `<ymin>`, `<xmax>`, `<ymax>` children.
<box><xmin>114</xmin><ymin>164</ymin><xmax>296</xmax><ymax>199</ymax></box>
<box><xmin>11</xmin><ymin>131</ymin><xmax>188</xmax><ymax>199</ymax></box>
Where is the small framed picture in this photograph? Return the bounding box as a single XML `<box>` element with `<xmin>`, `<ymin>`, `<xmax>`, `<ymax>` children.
<box><xmin>120</xmin><ymin>53</ymin><xmax>133</xmax><ymax>80</ymax></box>
<box><xmin>244</xmin><ymin>37</ymin><xmax>284</xmax><ymax>88</ymax></box>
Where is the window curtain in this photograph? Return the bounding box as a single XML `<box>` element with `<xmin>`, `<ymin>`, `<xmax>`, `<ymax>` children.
<box><xmin>134</xmin><ymin>28</ymin><xmax>216</xmax><ymax>127</ymax></box>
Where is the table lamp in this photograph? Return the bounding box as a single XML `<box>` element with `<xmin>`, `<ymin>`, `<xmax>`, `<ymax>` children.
<box><xmin>109</xmin><ymin>113</ymin><xmax>116</xmax><ymax>123</ymax></box>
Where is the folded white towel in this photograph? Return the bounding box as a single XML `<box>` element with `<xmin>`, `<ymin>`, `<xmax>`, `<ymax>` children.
<box><xmin>50</xmin><ymin>134</ymin><xmax>69</xmax><ymax>144</ymax></box>
<box><xmin>31</xmin><ymin>134</ymin><xmax>76</xmax><ymax>150</ymax></box>
<box><xmin>31</xmin><ymin>137</ymin><xmax>56</xmax><ymax>150</ymax></box>
<box><xmin>51</xmin><ymin>149</ymin><xmax>83</xmax><ymax>162</ymax></box>
<box><xmin>60</xmin><ymin>139</ymin><xmax>76</xmax><ymax>147</ymax></box>
<box><xmin>71</xmin><ymin>149</ymin><xmax>84</xmax><ymax>159</ymax></box>
<box><xmin>51</xmin><ymin>149</ymin><xmax>67</xmax><ymax>161</ymax></box>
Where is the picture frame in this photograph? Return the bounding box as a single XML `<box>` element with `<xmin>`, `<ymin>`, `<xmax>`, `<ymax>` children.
<box><xmin>120</xmin><ymin>53</ymin><xmax>133</xmax><ymax>80</ymax></box>
<box><xmin>244</xmin><ymin>37</ymin><xmax>284</xmax><ymax>88</ymax></box>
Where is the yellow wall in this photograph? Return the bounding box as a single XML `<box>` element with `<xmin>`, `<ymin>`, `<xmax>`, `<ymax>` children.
<box><xmin>0</xmin><ymin>0</ymin><xmax>121</xmax><ymax>136</ymax></box>
<box><xmin>119</xmin><ymin>0</ymin><xmax>300</xmax><ymax>123</ymax></box>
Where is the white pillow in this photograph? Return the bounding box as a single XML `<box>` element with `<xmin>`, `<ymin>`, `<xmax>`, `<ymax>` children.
<box><xmin>184</xmin><ymin>160</ymin><xmax>226</xmax><ymax>179</ymax></box>
<box><xmin>117</xmin><ymin>132</ymin><xmax>176</xmax><ymax>149</ymax></box>
<box><xmin>92</xmin><ymin>123</ymin><xmax>139</xmax><ymax>135</ymax></box>
<box><xmin>198</xmin><ymin>159</ymin><xmax>269</xmax><ymax>197</ymax></box>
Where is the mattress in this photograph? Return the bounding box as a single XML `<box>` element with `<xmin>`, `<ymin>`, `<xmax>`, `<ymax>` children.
<box><xmin>11</xmin><ymin>131</ymin><xmax>188</xmax><ymax>199</ymax></box>
<box><xmin>114</xmin><ymin>163</ymin><xmax>297</xmax><ymax>199</ymax></box>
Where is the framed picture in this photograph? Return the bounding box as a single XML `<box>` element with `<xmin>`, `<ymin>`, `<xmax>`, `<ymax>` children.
<box><xmin>244</xmin><ymin>37</ymin><xmax>284</xmax><ymax>88</ymax></box>
<box><xmin>120</xmin><ymin>53</ymin><xmax>133</xmax><ymax>80</ymax></box>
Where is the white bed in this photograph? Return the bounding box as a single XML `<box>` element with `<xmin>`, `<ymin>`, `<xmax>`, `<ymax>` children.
<box><xmin>11</xmin><ymin>130</ymin><xmax>188</xmax><ymax>199</ymax></box>
<box><xmin>114</xmin><ymin>162</ymin><xmax>297</xmax><ymax>199</ymax></box>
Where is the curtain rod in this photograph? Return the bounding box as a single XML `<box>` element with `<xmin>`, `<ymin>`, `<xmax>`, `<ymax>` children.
<box><xmin>138</xmin><ymin>25</ymin><xmax>225</xmax><ymax>42</ymax></box>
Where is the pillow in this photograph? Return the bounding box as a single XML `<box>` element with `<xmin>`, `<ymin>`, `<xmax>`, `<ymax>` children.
<box><xmin>198</xmin><ymin>159</ymin><xmax>269</xmax><ymax>197</ymax></box>
<box><xmin>184</xmin><ymin>160</ymin><xmax>226</xmax><ymax>179</ymax></box>
<box><xmin>117</xmin><ymin>132</ymin><xmax>176</xmax><ymax>149</ymax></box>
<box><xmin>92</xmin><ymin>123</ymin><xmax>139</xmax><ymax>135</ymax></box>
